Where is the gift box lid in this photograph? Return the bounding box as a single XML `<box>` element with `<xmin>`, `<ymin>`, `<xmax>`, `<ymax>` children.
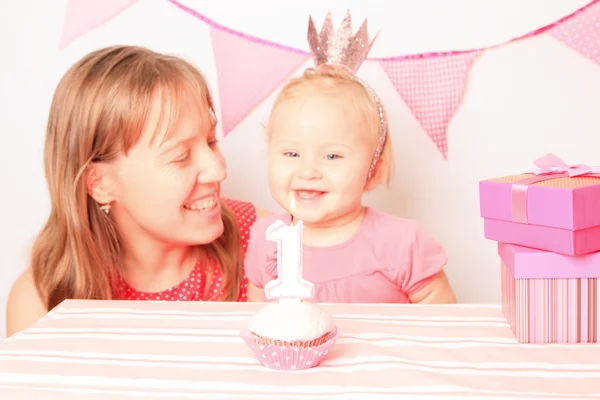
<box><xmin>498</xmin><ymin>242</ymin><xmax>600</xmax><ymax>279</ymax></box>
<box><xmin>479</xmin><ymin>154</ymin><xmax>600</xmax><ymax>231</ymax></box>
<box><xmin>480</xmin><ymin>174</ymin><xmax>600</xmax><ymax>231</ymax></box>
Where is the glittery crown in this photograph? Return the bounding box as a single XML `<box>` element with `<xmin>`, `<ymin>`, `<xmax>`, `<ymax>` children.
<box><xmin>306</xmin><ymin>10</ymin><xmax>387</xmax><ymax>183</ymax></box>
<box><xmin>307</xmin><ymin>11</ymin><xmax>370</xmax><ymax>73</ymax></box>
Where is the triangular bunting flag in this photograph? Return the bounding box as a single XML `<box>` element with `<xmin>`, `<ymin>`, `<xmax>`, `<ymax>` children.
<box><xmin>59</xmin><ymin>0</ymin><xmax>140</xmax><ymax>49</ymax></box>
<box><xmin>380</xmin><ymin>51</ymin><xmax>480</xmax><ymax>159</ymax></box>
<box><xmin>550</xmin><ymin>0</ymin><xmax>600</xmax><ymax>66</ymax></box>
<box><xmin>210</xmin><ymin>27</ymin><xmax>311</xmax><ymax>136</ymax></box>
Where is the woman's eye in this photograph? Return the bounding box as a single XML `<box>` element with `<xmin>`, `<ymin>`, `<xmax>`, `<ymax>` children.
<box><xmin>174</xmin><ymin>152</ymin><xmax>191</xmax><ymax>163</ymax></box>
<box><xmin>283</xmin><ymin>151</ymin><xmax>299</xmax><ymax>157</ymax></box>
<box><xmin>325</xmin><ymin>154</ymin><xmax>340</xmax><ymax>160</ymax></box>
<box><xmin>208</xmin><ymin>139</ymin><xmax>219</xmax><ymax>148</ymax></box>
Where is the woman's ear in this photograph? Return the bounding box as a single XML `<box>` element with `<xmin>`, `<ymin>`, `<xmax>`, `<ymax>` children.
<box><xmin>85</xmin><ymin>163</ymin><xmax>116</xmax><ymax>204</ymax></box>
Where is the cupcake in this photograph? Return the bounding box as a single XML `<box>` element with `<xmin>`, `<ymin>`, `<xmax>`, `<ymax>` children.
<box><xmin>241</xmin><ymin>300</ymin><xmax>341</xmax><ymax>370</ymax></box>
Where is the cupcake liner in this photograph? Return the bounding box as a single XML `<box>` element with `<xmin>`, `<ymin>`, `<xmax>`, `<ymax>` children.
<box><xmin>249</xmin><ymin>330</ymin><xmax>333</xmax><ymax>348</ymax></box>
<box><xmin>241</xmin><ymin>327</ymin><xmax>341</xmax><ymax>371</ymax></box>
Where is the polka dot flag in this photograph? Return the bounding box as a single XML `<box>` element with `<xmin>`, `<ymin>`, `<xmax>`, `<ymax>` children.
<box><xmin>550</xmin><ymin>0</ymin><xmax>600</xmax><ymax>66</ymax></box>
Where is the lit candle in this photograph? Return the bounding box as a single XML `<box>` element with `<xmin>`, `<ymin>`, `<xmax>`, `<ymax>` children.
<box><xmin>263</xmin><ymin>196</ymin><xmax>314</xmax><ymax>301</ymax></box>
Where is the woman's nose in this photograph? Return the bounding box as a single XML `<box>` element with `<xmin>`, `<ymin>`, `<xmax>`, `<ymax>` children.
<box><xmin>196</xmin><ymin>148</ymin><xmax>227</xmax><ymax>184</ymax></box>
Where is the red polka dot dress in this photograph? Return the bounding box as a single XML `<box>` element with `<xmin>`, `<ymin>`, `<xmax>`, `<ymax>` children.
<box><xmin>114</xmin><ymin>198</ymin><xmax>257</xmax><ymax>302</ymax></box>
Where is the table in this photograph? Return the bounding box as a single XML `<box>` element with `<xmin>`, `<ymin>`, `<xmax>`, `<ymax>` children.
<box><xmin>0</xmin><ymin>300</ymin><xmax>599</xmax><ymax>399</ymax></box>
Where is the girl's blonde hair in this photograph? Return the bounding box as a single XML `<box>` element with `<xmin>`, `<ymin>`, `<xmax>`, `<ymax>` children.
<box><xmin>32</xmin><ymin>45</ymin><xmax>243</xmax><ymax>310</ymax></box>
<box><xmin>266</xmin><ymin>64</ymin><xmax>393</xmax><ymax>187</ymax></box>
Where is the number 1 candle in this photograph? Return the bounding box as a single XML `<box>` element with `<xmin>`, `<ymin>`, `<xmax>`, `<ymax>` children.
<box><xmin>263</xmin><ymin>196</ymin><xmax>314</xmax><ymax>301</ymax></box>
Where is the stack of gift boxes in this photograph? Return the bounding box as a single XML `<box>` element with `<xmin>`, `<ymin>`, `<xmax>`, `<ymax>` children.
<box><xmin>479</xmin><ymin>154</ymin><xmax>600</xmax><ymax>343</ymax></box>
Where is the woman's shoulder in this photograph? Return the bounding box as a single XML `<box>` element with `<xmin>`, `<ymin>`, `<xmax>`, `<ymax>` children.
<box><xmin>221</xmin><ymin>198</ymin><xmax>275</xmax><ymax>222</ymax></box>
<box><xmin>221</xmin><ymin>198</ymin><xmax>254</xmax><ymax>213</ymax></box>
<box><xmin>221</xmin><ymin>198</ymin><xmax>256</xmax><ymax>229</ymax></box>
<box><xmin>5</xmin><ymin>268</ymin><xmax>47</xmax><ymax>337</ymax></box>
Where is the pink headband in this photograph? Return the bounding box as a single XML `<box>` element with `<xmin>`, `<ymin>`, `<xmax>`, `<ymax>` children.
<box><xmin>307</xmin><ymin>11</ymin><xmax>387</xmax><ymax>182</ymax></box>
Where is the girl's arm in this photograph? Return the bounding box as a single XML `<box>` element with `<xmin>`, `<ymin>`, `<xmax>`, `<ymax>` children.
<box><xmin>408</xmin><ymin>270</ymin><xmax>457</xmax><ymax>304</ymax></box>
<box><xmin>247</xmin><ymin>283</ymin><xmax>265</xmax><ymax>302</ymax></box>
<box><xmin>255</xmin><ymin>207</ymin><xmax>275</xmax><ymax>219</ymax></box>
<box><xmin>5</xmin><ymin>268</ymin><xmax>48</xmax><ymax>337</ymax></box>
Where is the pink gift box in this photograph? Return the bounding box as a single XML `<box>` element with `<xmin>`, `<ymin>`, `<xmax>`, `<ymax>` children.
<box><xmin>499</xmin><ymin>242</ymin><xmax>600</xmax><ymax>344</ymax></box>
<box><xmin>479</xmin><ymin>154</ymin><xmax>600</xmax><ymax>255</ymax></box>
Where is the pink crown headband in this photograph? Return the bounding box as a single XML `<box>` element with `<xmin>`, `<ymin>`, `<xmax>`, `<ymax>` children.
<box><xmin>307</xmin><ymin>11</ymin><xmax>387</xmax><ymax>182</ymax></box>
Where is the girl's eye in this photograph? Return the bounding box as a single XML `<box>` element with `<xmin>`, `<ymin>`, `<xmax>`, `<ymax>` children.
<box><xmin>325</xmin><ymin>154</ymin><xmax>340</xmax><ymax>160</ymax></box>
<box><xmin>208</xmin><ymin>139</ymin><xmax>219</xmax><ymax>148</ymax></box>
<box><xmin>283</xmin><ymin>151</ymin><xmax>299</xmax><ymax>157</ymax></box>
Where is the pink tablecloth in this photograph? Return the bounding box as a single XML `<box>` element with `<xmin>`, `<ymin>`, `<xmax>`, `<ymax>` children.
<box><xmin>0</xmin><ymin>300</ymin><xmax>599</xmax><ymax>399</ymax></box>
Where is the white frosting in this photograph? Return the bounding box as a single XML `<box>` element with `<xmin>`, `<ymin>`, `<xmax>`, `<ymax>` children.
<box><xmin>248</xmin><ymin>300</ymin><xmax>335</xmax><ymax>342</ymax></box>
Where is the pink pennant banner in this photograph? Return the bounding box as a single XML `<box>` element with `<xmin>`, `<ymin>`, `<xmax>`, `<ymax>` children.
<box><xmin>210</xmin><ymin>27</ymin><xmax>310</xmax><ymax>136</ymax></box>
<box><xmin>550</xmin><ymin>0</ymin><xmax>600</xmax><ymax>66</ymax></box>
<box><xmin>61</xmin><ymin>0</ymin><xmax>600</xmax><ymax>154</ymax></box>
<box><xmin>59</xmin><ymin>0</ymin><xmax>140</xmax><ymax>49</ymax></box>
<box><xmin>379</xmin><ymin>51</ymin><xmax>480</xmax><ymax>159</ymax></box>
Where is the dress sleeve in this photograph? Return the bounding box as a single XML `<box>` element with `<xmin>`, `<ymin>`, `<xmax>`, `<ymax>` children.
<box><xmin>400</xmin><ymin>220</ymin><xmax>448</xmax><ymax>294</ymax></box>
<box><xmin>380</xmin><ymin>219</ymin><xmax>448</xmax><ymax>296</ymax></box>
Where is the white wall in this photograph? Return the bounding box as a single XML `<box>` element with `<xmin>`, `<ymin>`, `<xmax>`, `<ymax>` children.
<box><xmin>2</xmin><ymin>0</ymin><xmax>600</xmax><ymax>337</ymax></box>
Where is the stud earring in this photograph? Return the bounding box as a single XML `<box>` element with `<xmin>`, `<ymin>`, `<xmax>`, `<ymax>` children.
<box><xmin>99</xmin><ymin>203</ymin><xmax>111</xmax><ymax>214</ymax></box>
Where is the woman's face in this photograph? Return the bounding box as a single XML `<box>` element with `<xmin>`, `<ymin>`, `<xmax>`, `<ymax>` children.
<box><xmin>105</xmin><ymin>94</ymin><xmax>228</xmax><ymax>248</ymax></box>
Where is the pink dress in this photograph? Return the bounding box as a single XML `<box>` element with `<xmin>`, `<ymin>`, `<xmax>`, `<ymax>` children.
<box><xmin>114</xmin><ymin>198</ymin><xmax>257</xmax><ymax>302</ymax></box>
<box><xmin>245</xmin><ymin>207</ymin><xmax>447</xmax><ymax>303</ymax></box>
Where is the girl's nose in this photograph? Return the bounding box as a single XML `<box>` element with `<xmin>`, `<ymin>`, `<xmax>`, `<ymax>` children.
<box><xmin>299</xmin><ymin>164</ymin><xmax>322</xmax><ymax>180</ymax></box>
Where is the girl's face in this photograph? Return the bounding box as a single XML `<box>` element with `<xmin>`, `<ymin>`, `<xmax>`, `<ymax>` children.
<box><xmin>104</xmin><ymin>95</ymin><xmax>227</xmax><ymax>248</ymax></box>
<box><xmin>267</xmin><ymin>93</ymin><xmax>375</xmax><ymax>228</ymax></box>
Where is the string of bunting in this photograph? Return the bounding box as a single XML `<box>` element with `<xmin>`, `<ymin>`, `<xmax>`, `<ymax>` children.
<box><xmin>59</xmin><ymin>0</ymin><xmax>600</xmax><ymax>159</ymax></box>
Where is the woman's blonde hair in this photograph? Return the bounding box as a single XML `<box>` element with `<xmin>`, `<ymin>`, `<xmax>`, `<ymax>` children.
<box><xmin>266</xmin><ymin>64</ymin><xmax>393</xmax><ymax>187</ymax></box>
<box><xmin>32</xmin><ymin>45</ymin><xmax>243</xmax><ymax>310</ymax></box>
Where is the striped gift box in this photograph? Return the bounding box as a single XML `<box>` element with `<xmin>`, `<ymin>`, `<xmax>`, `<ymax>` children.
<box><xmin>499</xmin><ymin>242</ymin><xmax>599</xmax><ymax>344</ymax></box>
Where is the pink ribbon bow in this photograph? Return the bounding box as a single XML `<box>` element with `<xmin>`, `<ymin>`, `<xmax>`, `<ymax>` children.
<box><xmin>511</xmin><ymin>153</ymin><xmax>600</xmax><ymax>224</ymax></box>
<box><xmin>531</xmin><ymin>153</ymin><xmax>600</xmax><ymax>177</ymax></box>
